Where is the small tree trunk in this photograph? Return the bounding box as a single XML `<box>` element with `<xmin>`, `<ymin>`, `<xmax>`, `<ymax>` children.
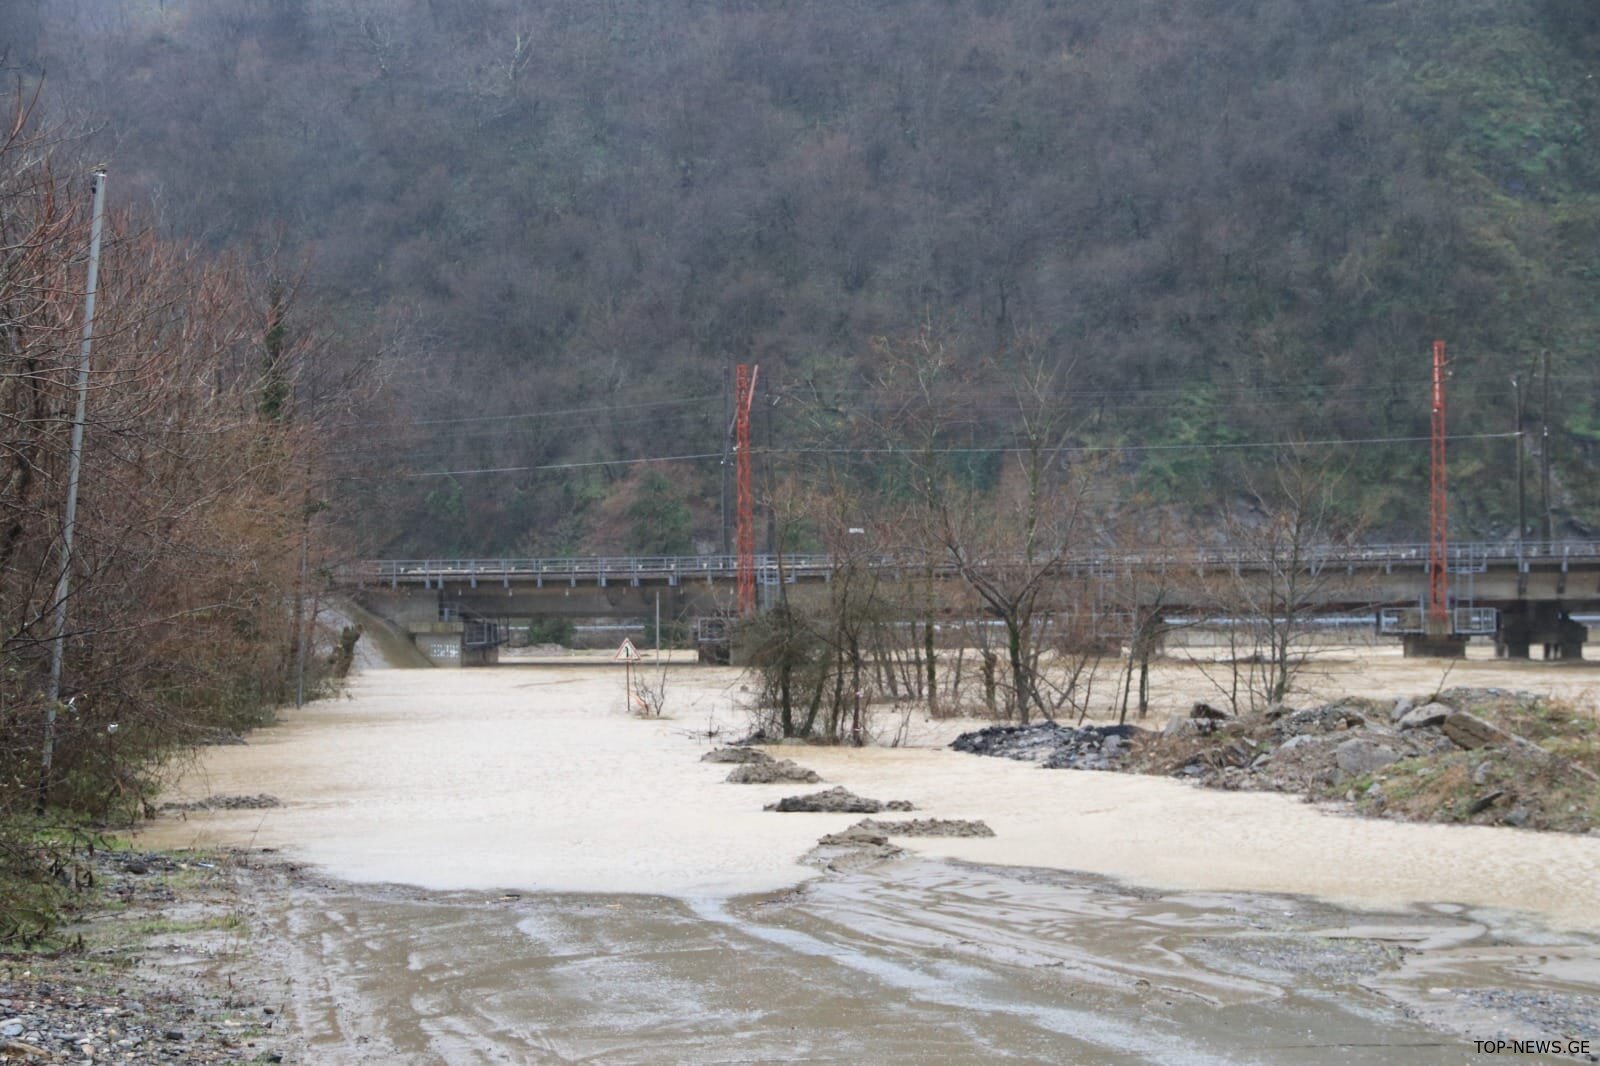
<box><xmin>1006</xmin><ymin>619</ymin><xmax>1029</xmax><ymax>724</ymax></box>
<box><xmin>800</xmin><ymin>659</ymin><xmax>825</xmax><ymax>738</ymax></box>
<box><xmin>779</xmin><ymin>659</ymin><xmax>794</xmax><ymax>737</ymax></box>
<box><xmin>981</xmin><ymin>648</ymin><xmax>997</xmax><ymax>715</ymax></box>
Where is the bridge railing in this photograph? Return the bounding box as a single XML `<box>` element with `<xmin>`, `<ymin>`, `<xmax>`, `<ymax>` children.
<box><xmin>339</xmin><ymin>540</ymin><xmax>1600</xmax><ymax>587</ymax></box>
<box><xmin>349</xmin><ymin>554</ymin><xmax>839</xmax><ymax>586</ymax></box>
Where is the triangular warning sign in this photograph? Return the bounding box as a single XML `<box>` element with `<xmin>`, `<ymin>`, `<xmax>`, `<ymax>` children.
<box><xmin>614</xmin><ymin>638</ymin><xmax>641</xmax><ymax>662</ymax></box>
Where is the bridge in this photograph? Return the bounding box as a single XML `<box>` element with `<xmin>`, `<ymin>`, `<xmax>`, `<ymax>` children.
<box><xmin>341</xmin><ymin>541</ymin><xmax>1600</xmax><ymax>666</ymax></box>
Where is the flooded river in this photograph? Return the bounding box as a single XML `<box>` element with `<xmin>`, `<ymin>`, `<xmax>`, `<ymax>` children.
<box><xmin>141</xmin><ymin>655</ymin><xmax>1600</xmax><ymax>1062</ymax></box>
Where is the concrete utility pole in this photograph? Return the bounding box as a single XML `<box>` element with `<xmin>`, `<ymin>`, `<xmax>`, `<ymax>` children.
<box><xmin>294</xmin><ymin>522</ymin><xmax>310</xmax><ymax>708</ymax></box>
<box><xmin>1540</xmin><ymin>349</ymin><xmax>1554</xmax><ymax>543</ymax></box>
<box><xmin>42</xmin><ymin>167</ymin><xmax>108</xmax><ymax>807</ymax></box>
<box><xmin>1512</xmin><ymin>373</ymin><xmax>1526</xmax><ymax>551</ymax></box>
<box><xmin>734</xmin><ymin>364</ymin><xmax>759</xmax><ymax>617</ymax></box>
<box><xmin>1427</xmin><ymin>339</ymin><xmax>1449</xmax><ymax>629</ymax></box>
<box><xmin>719</xmin><ymin>370</ymin><xmax>730</xmax><ymax>556</ymax></box>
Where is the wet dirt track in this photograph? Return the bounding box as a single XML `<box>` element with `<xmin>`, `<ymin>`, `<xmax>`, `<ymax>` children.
<box><xmin>247</xmin><ymin>857</ymin><xmax>1593</xmax><ymax>1065</ymax></box>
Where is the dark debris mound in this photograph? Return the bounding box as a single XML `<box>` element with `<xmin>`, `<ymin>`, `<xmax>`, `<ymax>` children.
<box><xmin>855</xmin><ymin>817</ymin><xmax>995</xmax><ymax>837</ymax></box>
<box><xmin>701</xmin><ymin>746</ymin><xmax>773</xmax><ymax>764</ymax></box>
<box><xmin>951</xmin><ymin>722</ymin><xmax>1142</xmax><ymax>771</ymax></box>
<box><xmin>765</xmin><ymin>787</ymin><xmax>914</xmax><ymax>813</ymax></box>
<box><xmin>725</xmin><ymin>759</ymin><xmax>821</xmax><ymax>784</ymax></box>
<box><xmin>158</xmin><ymin>793</ymin><xmax>281</xmax><ymax>813</ymax></box>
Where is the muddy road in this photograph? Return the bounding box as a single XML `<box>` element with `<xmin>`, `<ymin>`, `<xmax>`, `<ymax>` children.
<box><xmin>240</xmin><ymin>856</ymin><xmax>1592</xmax><ymax>1064</ymax></box>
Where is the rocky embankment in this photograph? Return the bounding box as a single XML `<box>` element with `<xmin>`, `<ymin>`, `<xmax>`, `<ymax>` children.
<box><xmin>952</xmin><ymin>688</ymin><xmax>1600</xmax><ymax>834</ymax></box>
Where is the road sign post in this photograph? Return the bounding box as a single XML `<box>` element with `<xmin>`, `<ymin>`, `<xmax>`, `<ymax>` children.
<box><xmin>615</xmin><ymin>638</ymin><xmax>641</xmax><ymax>713</ymax></box>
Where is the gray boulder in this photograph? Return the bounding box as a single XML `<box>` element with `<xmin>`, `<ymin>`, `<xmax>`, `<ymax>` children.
<box><xmin>1334</xmin><ymin>737</ymin><xmax>1402</xmax><ymax>777</ymax></box>
<box><xmin>1442</xmin><ymin>711</ymin><xmax>1512</xmax><ymax>750</ymax></box>
<box><xmin>1162</xmin><ymin>716</ymin><xmax>1200</xmax><ymax>739</ymax></box>
<box><xmin>1397</xmin><ymin>702</ymin><xmax>1451</xmax><ymax>731</ymax></box>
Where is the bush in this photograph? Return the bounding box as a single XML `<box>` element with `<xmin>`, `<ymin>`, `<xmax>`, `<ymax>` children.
<box><xmin>525</xmin><ymin>618</ymin><xmax>576</xmax><ymax>646</ymax></box>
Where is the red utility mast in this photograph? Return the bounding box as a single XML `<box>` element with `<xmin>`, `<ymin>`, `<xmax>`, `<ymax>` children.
<box><xmin>734</xmin><ymin>364</ymin><xmax>759</xmax><ymax>617</ymax></box>
<box><xmin>1428</xmin><ymin>339</ymin><xmax>1449</xmax><ymax>628</ymax></box>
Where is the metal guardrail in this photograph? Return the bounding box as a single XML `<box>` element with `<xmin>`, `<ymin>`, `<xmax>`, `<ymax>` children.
<box><xmin>339</xmin><ymin>540</ymin><xmax>1600</xmax><ymax>587</ymax></box>
<box><xmin>1377</xmin><ymin>606</ymin><xmax>1499</xmax><ymax>636</ymax></box>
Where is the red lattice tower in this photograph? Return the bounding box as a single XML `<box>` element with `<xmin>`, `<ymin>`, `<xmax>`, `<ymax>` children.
<box><xmin>1428</xmin><ymin>339</ymin><xmax>1449</xmax><ymax>627</ymax></box>
<box><xmin>734</xmin><ymin>364</ymin><xmax>759</xmax><ymax>617</ymax></box>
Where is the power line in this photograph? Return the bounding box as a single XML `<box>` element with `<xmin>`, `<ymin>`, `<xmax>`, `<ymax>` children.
<box><xmin>365</xmin><ymin>431</ymin><xmax>1517</xmax><ymax>480</ymax></box>
<box><xmin>326</xmin><ymin>374</ymin><xmax>1587</xmax><ymax>446</ymax></box>
<box><xmin>767</xmin><ymin>432</ymin><xmax>1518</xmax><ymax>458</ymax></box>
<box><xmin>328</xmin><ymin>392</ymin><xmax>719</xmax><ymax>430</ymax></box>
<box><xmin>334</xmin><ymin>409</ymin><xmax>721</xmax><ymax>464</ymax></box>
<box><xmin>342</xmin><ymin>390</ymin><xmax>1520</xmax><ymax>468</ymax></box>
<box><xmin>372</xmin><ymin>451</ymin><xmax>726</xmax><ymax>479</ymax></box>
<box><xmin>411</xmin><ymin>393</ymin><xmax>717</xmax><ymax>426</ymax></box>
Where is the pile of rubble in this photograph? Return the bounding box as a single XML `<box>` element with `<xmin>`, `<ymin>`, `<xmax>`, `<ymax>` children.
<box><xmin>947</xmin><ymin>690</ymin><xmax>1599</xmax><ymax>833</ymax></box>
<box><xmin>854</xmin><ymin>818</ymin><xmax>994</xmax><ymax>838</ymax></box>
<box><xmin>706</xmin><ymin>742</ymin><xmax>1001</xmax><ymax>868</ymax></box>
<box><xmin>1135</xmin><ymin>690</ymin><xmax>1600</xmax><ymax>832</ymax></box>
<box><xmin>764</xmin><ymin>787</ymin><xmax>914</xmax><ymax>813</ymax></box>
<box><xmin>704</xmin><ymin>747</ymin><xmax>825</xmax><ymax>784</ymax></box>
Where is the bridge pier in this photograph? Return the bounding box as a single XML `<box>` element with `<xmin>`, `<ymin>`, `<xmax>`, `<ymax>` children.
<box><xmin>409</xmin><ymin>621</ymin><xmax>501</xmax><ymax>666</ymax></box>
<box><xmin>356</xmin><ymin>588</ymin><xmax>507</xmax><ymax>666</ymax></box>
<box><xmin>1495</xmin><ymin>603</ymin><xmax>1587</xmax><ymax>660</ymax></box>
<box><xmin>1401</xmin><ymin>634</ymin><xmax>1468</xmax><ymax>659</ymax></box>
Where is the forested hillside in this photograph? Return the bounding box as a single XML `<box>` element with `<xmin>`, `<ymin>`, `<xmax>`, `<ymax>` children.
<box><xmin>9</xmin><ymin>0</ymin><xmax>1600</xmax><ymax>554</ymax></box>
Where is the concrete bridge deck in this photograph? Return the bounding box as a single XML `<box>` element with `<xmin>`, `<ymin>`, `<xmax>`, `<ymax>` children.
<box><xmin>343</xmin><ymin>540</ymin><xmax>1600</xmax><ymax>607</ymax></box>
<box><xmin>340</xmin><ymin>541</ymin><xmax>1600</xmax><ymax>665</ymax></box>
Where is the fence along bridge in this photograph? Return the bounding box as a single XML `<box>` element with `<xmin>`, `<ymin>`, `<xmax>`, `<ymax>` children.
<box><xmin>343</xmin><ymin>541</ymin><xmax>1600</xmax><ymax>666</ymax></box>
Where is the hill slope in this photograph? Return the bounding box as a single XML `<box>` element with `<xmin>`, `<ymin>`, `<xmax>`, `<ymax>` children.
<box><xmin>15</xmin><ymin>0</ymin><xmax>1600</xmax><ymax>553</ymax></box>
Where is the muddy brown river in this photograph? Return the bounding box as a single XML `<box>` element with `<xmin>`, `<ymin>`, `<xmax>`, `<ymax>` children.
<box><xmin>142</xmin><ymin>655</ymin><xmax>1600</xmax><ymax>1062</ymax></box>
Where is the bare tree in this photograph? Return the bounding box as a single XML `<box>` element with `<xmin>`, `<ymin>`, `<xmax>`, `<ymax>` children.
<box><xmin>1188</xmin><ymin>448</ymin><xmax>1367</xmax><ymax>713</ymax></box>
<box><xmin>895</xmin><ymin>339</ymin><xmax>1116</xmax><ymax>724</ymax></box>
<box><xmin>0</xmin><ymin>95</ymin><xmax>376</xmax><ymax>844</ymax></box>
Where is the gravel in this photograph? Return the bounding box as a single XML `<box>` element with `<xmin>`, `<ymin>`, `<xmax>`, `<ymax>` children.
<box><xmin>1459</xmin><ymin>986</ymin><xmax>1600</xmax><ymax>1052</ymax></box>
<box><xmin>0</xmin><ymin>974</ymin><xmax>285</xmax><ymax>1063</ymax></box>
<box><xmin>0</xmin><ymin>851</ymin><xmax>291</xmax><ymax>1065</ymax></box>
